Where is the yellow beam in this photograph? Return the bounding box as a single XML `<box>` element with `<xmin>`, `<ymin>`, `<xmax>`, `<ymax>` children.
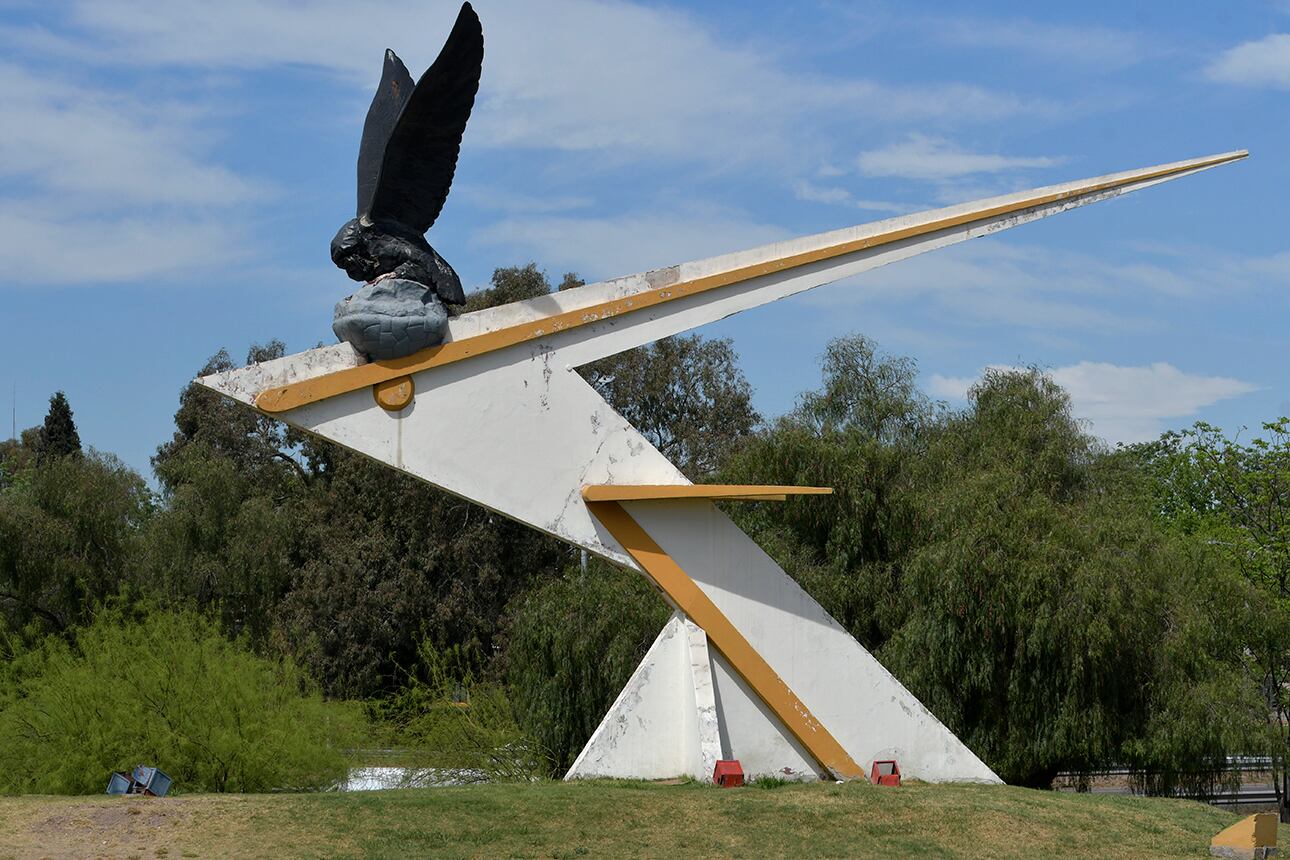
<box><xmin>1211</xmin><ymin>813</ymin><xmax>1278</xmax><ymax>854</ymax></box>
<box><xmin>582</xmin><ymin>484</ymin><xmax>832</xmax><ymax>503</ymax></box>
<box><xmin>254</xmin><ymin>151</ymin><xmax>1246</xmax><ymax>415</ymax></box>
<box><xmin>587</xmin><ymin>499</ymin><xmax>864</xmax><ymax>781</ymax></box>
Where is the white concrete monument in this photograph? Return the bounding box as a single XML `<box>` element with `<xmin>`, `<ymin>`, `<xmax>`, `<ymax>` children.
<box><xmin>201</xmin><ymin>151</ymin><xmax>1245</xmax><ymax>784</ymax></box>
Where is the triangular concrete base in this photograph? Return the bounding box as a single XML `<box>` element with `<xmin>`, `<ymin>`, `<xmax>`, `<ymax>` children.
<box><xmin>582</xmin><ymin>498</ymin><xmax>1001</xmax><ymax>785</ymax></box>
<box><xmin>566</xmin><ymin>612</ymin><xmax>830</xmax><ymax>782</ymax></box>
<box><xmin>566</xmin><ymin>613</ymin><xmax>722</xmax><ymax>780</ymax></box>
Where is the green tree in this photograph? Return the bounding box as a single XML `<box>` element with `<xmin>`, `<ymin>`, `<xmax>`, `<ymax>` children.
<box><xmin>144</xmin><ymin>443</ymin><xmax>297</xmax><ymax>647</ymax></box>
<box><xmin>1127</xmin><ymin>419</ymin><xmax>1290</xmax><ymax>818</ymax></box>
<box><xmin>0</xmin><ymin>430</ymin><xmax>37</xmax><ymax>490</ymax></box>
<box><xmin>275</xmin><ymin>447</ymin><xmax>572</xmax><ymax>697</ymax></box>
<box><xmin>463</xmin><ymin>263</ymin><xmax>554</xmax><ymax>312</ymax></box>
<box><xmin>0</xmin><ymin>451</ymin><xmax>150</xmax><ymax>634</ymax></box>
<box><xmin>144</xmin><ymin>341</ymin><xmax>311</xmax><ymax>647</ymax></box>
<box><xmin>369</xmin><ymin>640</ymin><xmax>544</xmax><ymax>782</ymax></box>
<box><xmin>1130</xmin><ymin>419</ymin><xmax>1290</xmax><ymax>602</ymax></box>
<box><xmin>36</xmin><ymin>391</ymin><xmax>81</xmax><ymax>465</ymax></box>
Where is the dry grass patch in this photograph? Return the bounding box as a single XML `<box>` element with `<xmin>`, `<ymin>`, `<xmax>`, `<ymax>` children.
<box><xmin>0</xmin><ymin>794</ymin><xmax>354</xmax><ymax>860</ymax></box>
<box><xmin>0</xmin><ymin>780</ymin><xmax>1283</xmax><ymax>859</ymax></box>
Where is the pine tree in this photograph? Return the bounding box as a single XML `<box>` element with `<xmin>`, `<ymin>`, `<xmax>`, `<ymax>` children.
<box><xmin>36</xmin><ymin>391</ymin><xmax>81</xmax><ymax>465</ymax></box>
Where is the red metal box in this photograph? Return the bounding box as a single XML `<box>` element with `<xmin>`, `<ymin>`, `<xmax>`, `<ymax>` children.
<box><xmin>870</xmin><ymin>760</ymin><xmax>901</xmax><ymax>787</ymax></box>
<box><xmin>713</xmin><ymin>759</ymin><xmax>744</xmax><ymax>787</ymax></box>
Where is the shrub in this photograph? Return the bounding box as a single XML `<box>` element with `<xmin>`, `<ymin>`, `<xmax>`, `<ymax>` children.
<box><xmin>0</xmin><ymin>607</ymin><xmax>358</xmax><ymax>794</ymax></box>
<box><xmin>367</xmin><ymin>640</ymin><xmax>544</xmax><ymax>782</ymax></box>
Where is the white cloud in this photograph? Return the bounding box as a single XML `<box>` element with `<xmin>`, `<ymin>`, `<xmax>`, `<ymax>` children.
<box><xmin>15</xmin><ymin>0</ymin><xmax>1046</xmax><ymax>171</ymax></box>
<box><xmin>0</xmin><ymin>0</ymin><xmax>1065</xmax><ymax>287</ymax></box>
<box><xmin>792</xmin><ymin>181</ymin><xmax>911</xmax><ymax>214</ymax></box>
<box><xmin>929</xmin><ymin>361</ymin><xmax>1258</xmax><ymax>443</ymax></box>
<box><xmin>925</xmin><ymin>374</ymin><xmax>974</xmax><ymax>400</ymax></box>
<box><xmin>856</xmin><ymin>134</ymin><xmax>1062</xmax><ymax>180</ymax></box>
<box><xmin>1207</xmin><ymin>33</ymin><xmax>1290</xmax><ymax>89</ymax></box>
<box><xmin>0</xmin><ymin>204</ymin><xmax>245</xmax><ymax>284</ymax></box>
<box><xmin>455</xmin><ymin>185</ymin><xmax>594</xmax><ymax>216</ymax></box>
<box><xmin>0</xmin><ymin>63</ymin><xmax>261</xmax><ymax>210</ymax></box>
<box><xmin>920</xmin><ymin>16</ymin><xmax>1145</xmax><ymax>69</ymax></box>
<box><xmin>0</xmin><ymin>62</ymin><xmax>262</xmax><ymax>285</ymax></box>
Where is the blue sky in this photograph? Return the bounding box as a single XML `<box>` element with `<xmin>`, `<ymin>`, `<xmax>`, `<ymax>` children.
<box><xmin>1</xmin><ymin>0</ymin><xmax>1287</xmax><ymax>479</ymax></box>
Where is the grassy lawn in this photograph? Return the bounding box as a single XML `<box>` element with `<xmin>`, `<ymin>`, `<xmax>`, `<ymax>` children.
<box><xmin>0</xmin><ymin>779</ymin><xmax>1280</xmax><ymax>860</ymax></box>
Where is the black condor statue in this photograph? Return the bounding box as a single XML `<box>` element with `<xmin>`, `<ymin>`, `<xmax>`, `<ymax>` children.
<box><xmin>330</xmin><ymin>2</ymin><xmax>482</xmax><ymax>359</ymax></box>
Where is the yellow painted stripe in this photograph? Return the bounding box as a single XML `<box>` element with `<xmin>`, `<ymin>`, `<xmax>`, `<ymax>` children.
<box><xmin>582</xmin><ymin>484</ymin><xmax>832</xmax><ymax>502</ymax></box>
<box><xmin>255</xmin><ymin>151</ymin><xmax>1246</xmax><ymax>414</ymax></box>
<box><xmin>587</xmin><ymin>499</ymin><xmax>865</xmax><ymax>781</ymax></box>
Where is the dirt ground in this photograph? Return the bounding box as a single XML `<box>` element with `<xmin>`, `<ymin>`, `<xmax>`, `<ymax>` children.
<box><xmin>0</xmin><ymin>793</ymin><xmax>348</xmax><ymax>860</ymax></box>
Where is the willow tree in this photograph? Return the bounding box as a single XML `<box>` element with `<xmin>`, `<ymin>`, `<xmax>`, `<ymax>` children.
<box><xmin>724</xmin><ymin>338</ymin><xmax>1263</xmax><ymax>789</ymax></box>
<box><xmin>0</xmin><ymin>450</ymin><xmax>150</xmax><ymax>635</ymax></box>
<box><xmin>882</xmin><ymin>369</ymin><xmax>1262</xmax><ymax>788</ymax></box>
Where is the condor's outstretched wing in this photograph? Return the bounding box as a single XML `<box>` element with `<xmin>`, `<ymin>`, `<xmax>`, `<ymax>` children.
<box><xmin>356</xmin><ymin>50</ymin><xmax>415</xmax><ymax>217</ymax></box>
<box><xmin>366</xmin><ymin>2</ymin><xmax>483</xmax><ymax>233</ymax></box>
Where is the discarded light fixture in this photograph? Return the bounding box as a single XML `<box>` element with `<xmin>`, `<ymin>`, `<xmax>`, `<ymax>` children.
<box><xmin>105</xmin><ymin>764</ymin><xmax>172</xmax><ymax>797</ymax></box>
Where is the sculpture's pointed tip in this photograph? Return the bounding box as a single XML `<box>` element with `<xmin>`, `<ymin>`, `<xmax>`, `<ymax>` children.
<box><xmin>1162</xmin><ymin>149</ymin><xmax>1248</xmax><ymax>174</ymax></box>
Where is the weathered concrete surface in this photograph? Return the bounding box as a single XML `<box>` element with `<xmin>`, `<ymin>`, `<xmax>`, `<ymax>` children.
<box><xmin>200</xmin><ymin>153</ymin><xmax>1242</xmax><ymax>786</ymax></box>
<box><xmin>1212</xmin><ymin>813</ymin><xmax>1279</xmax><ymax>859</ymax></box>
<box><xmin>1210</xmin><ymin>848</ymin><xmax>1278</xmax><ymax>860</ymax></box>
<box><xmin>332</xmin><ymin>277</ymin><xmax>448</xmax><ymax>360</ymax></box>
<box><xmin>567</xmin><ymin>614</ymin><xmax>724</xmax><ymax>782</ymax></box>
<box><xmin>627</xmin><ymin>498</ymin><xmax>998</xmax><ymax>784</ymax></box>
<box><xmin>205</xmin><ymin>153</ymin><xmax>1241</xmax><ymax>571</ymax></box>
<box><xmin>566</xmin><ymin>614</ymin><xmax>697</xmax><ymax>780</ymax></box>
<box><xmin>685</xmin><ymin>619</ymin><xmax>722</xmax><ymax>780</ymax></box>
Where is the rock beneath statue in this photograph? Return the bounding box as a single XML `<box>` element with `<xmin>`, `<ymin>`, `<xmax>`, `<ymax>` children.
<box><xmin>332</xmin><ymin>277</ymin><xmax>449</xmax><ymax>360</ymax></box>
